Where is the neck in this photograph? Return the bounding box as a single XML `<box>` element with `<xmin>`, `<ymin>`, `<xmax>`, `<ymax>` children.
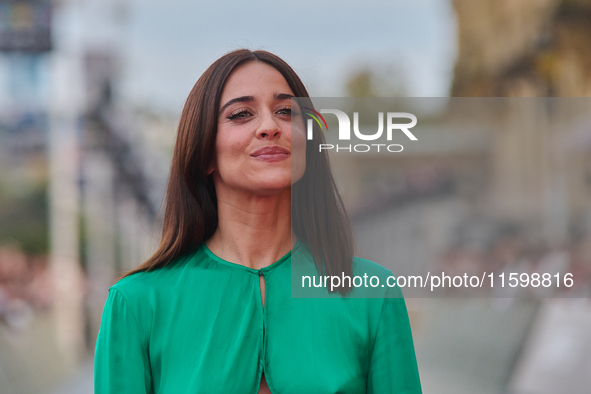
<box><xmin>205</xmin><ymin>188</ymin><xmax>296</xmax><ymax>269</ymax></box>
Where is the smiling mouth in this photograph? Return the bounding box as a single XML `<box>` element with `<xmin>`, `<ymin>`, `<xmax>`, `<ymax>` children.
<box><xmin>251</xmin><ymin>152</ymin><xmax>290</xmax><ymax>162</ymax></box>
<box><xmin>251</xmin><ymin>146</ymin><xmax>290</xmax><ymax>162</ymax></box>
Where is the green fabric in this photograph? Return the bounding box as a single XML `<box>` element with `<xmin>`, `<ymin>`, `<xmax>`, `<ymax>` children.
<box><xmin>94</xmin><ymin>241</ymin><xmax>422</xmax><ymax>393</ymax></box>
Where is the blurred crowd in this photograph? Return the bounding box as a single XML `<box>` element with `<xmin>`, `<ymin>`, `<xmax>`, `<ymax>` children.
<box><xmin>439</xmin><ymin>229</ymin><xmax>591</xmax><ymax>297</ymax></box>
<box><xmin>0</xmin><ymin>246</ymin><xmax>52</xmax><ymax>331</ymax></box>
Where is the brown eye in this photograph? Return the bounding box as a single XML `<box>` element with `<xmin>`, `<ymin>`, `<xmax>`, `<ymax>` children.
<box><xmin>227</xmin><ymin>109</ymin><xmax>252</xmax><ymax>120</ymax></box>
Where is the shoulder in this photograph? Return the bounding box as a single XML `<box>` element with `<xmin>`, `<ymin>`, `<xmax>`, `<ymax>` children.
<box><xmin>352</xmin><ymin>256</ymin><xmax>393</xmax><ymax>278</ymax></box>
<box><xmin>294</xmin><ymin>243</ymin><xmax>400</xmax><ymax>297</ymax></box>
<box><xmin>350</xmin><ymin>256</ymin><xmax>405</xmax><ymax>299</ymax></box>
<box><xmin>104</xmin><ymin>247</ymin><xmax>211</xmax><ymax>328</ymax></box>
<box><xmin>295</xmin><ymin>241</ymin><xmax>392</xmax><ymax>278</ymax></box>
<box><xmin>109</xmin><ymin>246</ymin><xmax>209</xmax><ymax>303</ymax></box>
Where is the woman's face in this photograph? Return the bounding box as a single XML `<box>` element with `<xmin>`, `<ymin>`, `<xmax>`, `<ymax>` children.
<box><xmin>210</xmin><ymin>61</ymin><xmax>306</xmax><ymax>197</ymax></box>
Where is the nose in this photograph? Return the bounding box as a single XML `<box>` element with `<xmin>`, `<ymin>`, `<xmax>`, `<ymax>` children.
<box><xmin>256</xmin><ymin>110</ymin><xmax>281</xmax><ymax>139</ymax></box>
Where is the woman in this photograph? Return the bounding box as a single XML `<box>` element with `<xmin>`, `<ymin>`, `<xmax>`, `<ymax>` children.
<box><xmin>94</xmin><ymin>49</ymin><xmax>422</xmax><ymax>393</ymax></box>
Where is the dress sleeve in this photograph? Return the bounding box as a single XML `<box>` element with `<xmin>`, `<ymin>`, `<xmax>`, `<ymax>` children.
<box><xmin>367</xmin><ymin>286</ymin><xmax>422</xmax><ymax>393</ymax></box>
<box><xmin>94</xmin><ymin>288</ymin><xmax>152</xmax><ymax>394</ymax></box>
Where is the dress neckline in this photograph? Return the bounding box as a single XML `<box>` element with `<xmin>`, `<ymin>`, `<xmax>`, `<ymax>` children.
<box><xmin>202</xmin><ymin>240</ymin><xmax>301</xmax><ymax>275</ymax></box>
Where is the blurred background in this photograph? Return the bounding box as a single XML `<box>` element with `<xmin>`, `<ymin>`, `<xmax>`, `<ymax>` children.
<box><xmin>0</xmin><ymin>0</ymin><xmax>590</xmax><ymax>393</ymax></box>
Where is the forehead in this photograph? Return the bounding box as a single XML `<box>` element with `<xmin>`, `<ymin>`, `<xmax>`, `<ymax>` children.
<box><xmin>220</xmin><ymin>62</ymin><xmax>294</xmax><ymax>101</ymax></box>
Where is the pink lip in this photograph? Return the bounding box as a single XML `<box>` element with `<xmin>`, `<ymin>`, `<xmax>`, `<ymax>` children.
<box><xmin>251</xmin><ymin>146</ymin><xmax>290</xmax><ymax>162</ymax></box>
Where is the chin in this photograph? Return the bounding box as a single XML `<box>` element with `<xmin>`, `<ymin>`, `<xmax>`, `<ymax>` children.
<box><xmin>251</xmin><ymin>179</ymin><xmax>293</xmax><ymax>194</ymax></box>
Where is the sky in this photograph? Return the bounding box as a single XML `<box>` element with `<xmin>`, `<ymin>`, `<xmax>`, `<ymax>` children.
<box><xmin>3</xmin><ymin>0</ymin><xmax>458</xmax><ymax>115</ymax></box>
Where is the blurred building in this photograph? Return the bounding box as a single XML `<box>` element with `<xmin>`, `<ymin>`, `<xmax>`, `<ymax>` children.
<box><xmin>452</xmin><ymin>0</ymin><xmax>591</xmax><ymax>97</ymax></box>
<box><xmin>448</xmin><ymin>0</ymin><xmax>591</xmax><ymax>244</ymax></box>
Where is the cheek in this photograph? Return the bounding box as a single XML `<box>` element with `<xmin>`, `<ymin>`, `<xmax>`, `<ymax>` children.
<box><xmin>289</xmin><ymin>115</ymin><xmax>306</xmax><ymax>141</ymax></box>
<box><xmin>290</xmin><ymin>118</ymin><xmax>306</xmax><ymax>150</ymax></box>
<box><xmin>290</xmin><ymin>123</ymin><xmax>307</xmax><ymax>181</ymax></box>
<box><xmin>214</xmin><ymin>133</ymin><xmax>248</xmax><ymax>170</ymax></box>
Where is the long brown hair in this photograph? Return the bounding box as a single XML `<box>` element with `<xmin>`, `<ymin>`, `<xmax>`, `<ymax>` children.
<box><xmin>117</xmin><ymin>49</ymin><xmax>354</xmax><ymax>294</ymax></box>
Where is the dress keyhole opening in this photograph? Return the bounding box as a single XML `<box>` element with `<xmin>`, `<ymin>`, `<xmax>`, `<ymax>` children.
<box><xmin>258</xmin><ymin>272</ymin><xmax>271</xmax><ymax>393</ymax></box>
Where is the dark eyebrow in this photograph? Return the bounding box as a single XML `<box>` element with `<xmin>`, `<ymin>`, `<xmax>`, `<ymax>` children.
<box><xmin>219</xmin><ymin>95</ymin><xmax>254</xmax><ymax>114</ymax></box>
<box><xmin>219</xmin><ymin>93</ymin><xmax>294</xmax><ymax>114</ymax></box>
<box><xmin>274</xmin><ymin>93</ymin><xmax>294</xmax><ymax>101</ymax></box>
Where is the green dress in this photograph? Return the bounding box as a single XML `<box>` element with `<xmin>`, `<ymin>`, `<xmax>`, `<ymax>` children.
<box><xmin>94</xmin><ymin>240</ymin><xmax>422</xmax><ymax>393</ymax></box>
